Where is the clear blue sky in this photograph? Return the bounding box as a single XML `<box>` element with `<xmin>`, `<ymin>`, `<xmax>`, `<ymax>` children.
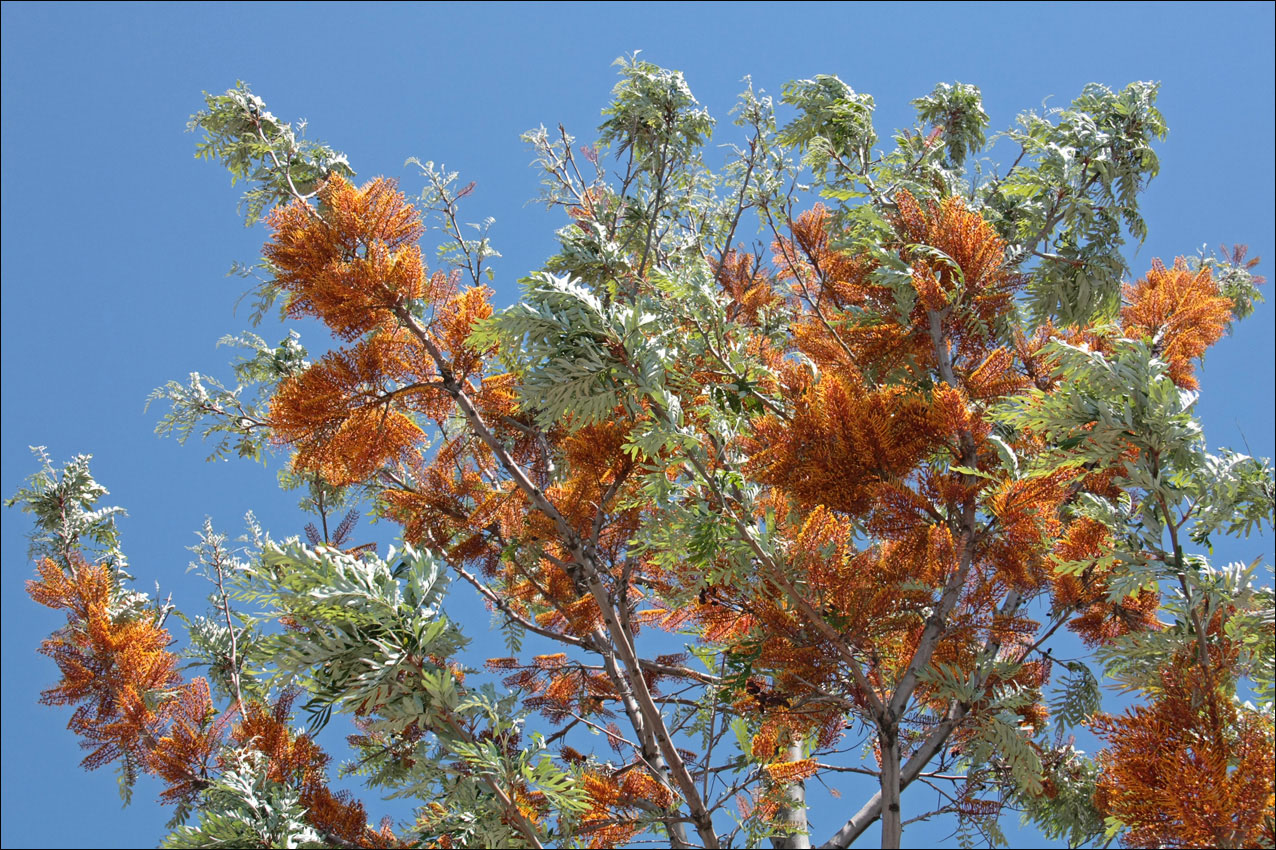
<box><xmin>3</xmin><ymin>2</ymin><xmax>1273</xmax><ymax>847</ymax></box>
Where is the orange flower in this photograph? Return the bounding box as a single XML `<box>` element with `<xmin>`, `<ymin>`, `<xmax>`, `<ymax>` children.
<box><xmin>764</xmin><ymin>757</ymin><xmax>818</xmax><ymax>784</ymax></box>
<box><xmin>718</xmin><ymin>250</ymin><xmax>781</xmax><ymax>325</ymax></box>
<box><xmin>233</xmin><ymin>694</ymin><xmax>395</xmax><ymax>847</ymax></box>
<box><xmin>150</xmin><ymin>678</ymin><xmax>226</xmax><ymax>806</ymax></box>
<box><xmin>266</xmin><ymin>176</ymin><xmax>426</xmax><ymax>340</ymax></box>
<box><xmin>1094</xmin><ymin>652</ymin><xmax>1275</xmax><ymax>848</ymax></box>
<box><xmin>744</xmin><ymin>373</ymin><xmax>938</xmax><ymax>516</ymax></box>
<box><xmin>1121</xmin><ymin>258</ymin><xmax>1232</xmax><ymax>389</ymax></box>
<box><xmin>269</xmin><ymin>331</ymin><xmax>428</xmax><ymax>486</ymax></box>
<box><xmin>28</xmin><ymin>558</ymin><xmax>183</xmax><ymax>771</ymax></box>
<box><xmin>892</xmin><ymin>190</ymin><xmax>1020</xmax><ymax>343</ymax></box>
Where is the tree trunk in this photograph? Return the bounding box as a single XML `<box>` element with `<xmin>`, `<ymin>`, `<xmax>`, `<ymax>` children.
<box><xmin>879</xmin><ymin>726</ymin><xmax>902</xmax><ymax>849</ymax></box>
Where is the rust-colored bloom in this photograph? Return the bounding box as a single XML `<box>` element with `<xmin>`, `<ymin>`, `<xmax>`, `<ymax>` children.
<box><xmin>1121</xmin><ymin>258</ymin><xmax>1232</xmax><ymax>389</ymax></box>
<box><xmin>266</xmin><ymin>176</ymin><xmax>426</xmax><ymax>340</ymax></box>
<box><xmin>1094</xmin><ymin>651</ymin><xmax>1275</xmax><ymax>848</ymax></box>
<box><xmin>28</xmin><ymin>558</ymin><xmax>183</xmax><ymax>771</ymax></box>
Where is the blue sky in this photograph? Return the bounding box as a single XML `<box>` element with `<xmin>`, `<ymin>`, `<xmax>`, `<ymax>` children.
<box><xmin>2</xmin><ymin>2</ymin><xmax>1273</xmax><ymax>847</ymax></box>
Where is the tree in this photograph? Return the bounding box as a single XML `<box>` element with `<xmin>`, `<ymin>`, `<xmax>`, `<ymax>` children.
<box><xmin>11</xmin><ymin>61</ymin><xmax>1274</xmax><ymax>849</ymax></box>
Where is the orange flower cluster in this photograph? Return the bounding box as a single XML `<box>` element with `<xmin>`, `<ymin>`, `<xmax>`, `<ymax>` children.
<box><xmin>386</xmin><ymin>410</ymin><xmax>644</xmax><ymax>646</ymax></box>
<box><xmin>717</xmin><ymin>250</ymin><xmax>781</xmax><ymax>326</ymax></box>
<box><xmin>529</xmin><ymin>419</ymin><xmax>638</xmax><ymax>552</ymax></box>
<box><xmin>270</xmin><ymin>331</ymin><xmax>427</xmax><ymax>485</ymax></box>
<box><xmin>234</xmin><ymin>694</ymin><xmax>400</xmax><ymax>848</ymax></box>
<box><xmin>28</xmin><ymin>558</ymin><xmax>197</xmax><ymax>773</ymax></box>
<box><xmin>790</xmin><ymin>503</ymin><xmax>930</xmax><ymax>652</ymax></box>
<box><xmin>984</xmin><ymin>471</ymin><xmax>1071</xmax><ymax>590</ymax></box>
<box><xmin>488</xmin><ymin>654</ymin><xmax>620</xmax><ymax>725</ymax></box>
<box><xmin>1049</xmin><ymin>517</ymin><xmax>1160</xmax><ymax>647</ymax></box>
<box><xmin>575</xmin><ymin>768</ymin><xmax>676</xmax><ymax>849</ymax></box>
<box><xmin>721</xmin><ymin>193</ymin><xmax>1223</xmax><ymax>778</ymax></box>
<box><xmin>28</xmin><ymin>558</ymin><xmax>394</xmax><ymax>843</ymax></box>
<box><xmin>1121</xmin><ymin>258</ymin><xmax>1233</xmax><ymax>389</ymax></box>
<box><xmin>382</xmin><ymin>435</ymin><xmax>506</xmax><ymax>561</ymax></box>
<box><xmin>744</xmin><ymin>191</ymin><xmax>1023</xmax><ymax>517</ymax></box>
<box><xmin>1094</xmin><ymin>649</ymin><xmax>1275</xmax><ymax>848</ymax></box>
<box><xmin>265</xmin><ymin>174</ymin><xmax>508</xmax><ymax>491</ymax></box>
<box><xmin>763</xmin><ymin>757</ymin><xmax>818</xmax><ymax>784</ymax></box>
<box><xmin>779</xmin><ymin>207</ymin><xmax>878</xmax><ymax>312</ymax></box>
<box><xmin>149</xmin><ymin>678</ymin><xmax>226</xmax><ymax>806</ymax></box>
<box><xmin>893</xmin><ymin>192</ymin><xmax>1018</xmax><ymax>329</ymax></box>
<box><xmin>745</xmin><ymin>374</ymin><xmax>946</xmax><ymax>516</ymax></box>
<box><xmin>773</xmin><ymin>206</ymin><xmax>923</xmax><ymax>373</ymax></box>
<box><xmin>266</xmin><ymin>176</ymin><xmax>426</xmax><ymax>340</ymax></box>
